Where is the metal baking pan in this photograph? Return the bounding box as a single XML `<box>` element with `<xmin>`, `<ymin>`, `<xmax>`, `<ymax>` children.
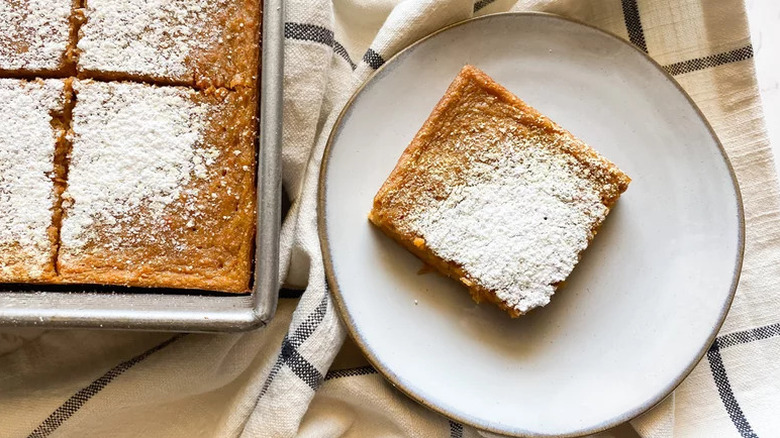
<box><xmin>0</xmin><ymin>0</ymin><xmax>283</xmax><ymax>332</ymax></box>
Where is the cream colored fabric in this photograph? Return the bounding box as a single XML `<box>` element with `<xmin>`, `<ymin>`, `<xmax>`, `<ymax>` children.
<box><xmin>0</xmin><ymin>1</ymin><xmax>776</xmax><ymax>437</ymax></box>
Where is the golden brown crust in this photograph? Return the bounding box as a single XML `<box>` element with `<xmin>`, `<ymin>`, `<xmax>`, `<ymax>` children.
<box><xmin>57</xmin><ymin>86</ymin><xmax>257</xmax><ymax>292</ymax></box>
<box><xmin>191</xmin><ymin>0</ymin><xmax>261</xmax><ymax>90</ymax></box>
<box><xmin>0</xmin><ymin>248</ymin><xmax>58</xmax><ymax>283</ymax></box>
<box><xmin>45</xmin><ymin>78</ymin><xmax>75</xmax><ymax>283</ymax></box>
<box><xmin>76</xmin><ymin>0</ymin><xmax>261</xmax><ymax>91</ymax></box>
<box><xmin>370</xmin><ymin>65</ymin><xmax>630</xmax><ymax>316</ymax></box>
<box><xmin>65</xmin><ymin>1</ymin><xmax>83</xmax><ymax>75</ymax></box>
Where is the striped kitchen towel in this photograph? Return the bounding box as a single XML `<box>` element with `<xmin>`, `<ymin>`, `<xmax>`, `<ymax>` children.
<box><xmin>0</xmin><ymin>0</ymin><xmax>777</xmax><ymax>437</ymax></box>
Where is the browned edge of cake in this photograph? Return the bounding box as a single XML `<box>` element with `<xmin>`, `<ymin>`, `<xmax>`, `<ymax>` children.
<box><xmin>65</xmin><ymin>0</ymin><xmax>84</xmax><ymax>76</ymax></box>
<box><xmin>48</xmin><ymin>77</ymin><xmax>76</xmax><ymax>282</ymax></box>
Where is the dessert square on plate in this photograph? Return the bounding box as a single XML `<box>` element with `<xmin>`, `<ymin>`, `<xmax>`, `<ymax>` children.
<box><xmin>369</xmin><ymin>65</ymin><xmax>631</xmax><ymax>317</ymax></box>
<box><xmin>77</xmin><ymin>0</ymin><xmax>261</xmax><ymax>89</ymax></box>
<box><xmin>58</xmin><ymin>80</ymin><xmax>257</xmax><ymax>291</ymax></box>
<box><xmin>0</xmin><ymin>78</ymin><xmax>68</xmax><ymax>282</ymax></box>
<box><xmin>0</xmin><ymin>0</ymin><xmax>74</xmax><ymax>75</ymax></box>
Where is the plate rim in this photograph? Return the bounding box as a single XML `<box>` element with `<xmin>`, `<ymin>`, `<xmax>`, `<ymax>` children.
<box><xmin>318</xmin><ymin>11</ymin><xmax>745</xmax><ymax>437</ymax></box>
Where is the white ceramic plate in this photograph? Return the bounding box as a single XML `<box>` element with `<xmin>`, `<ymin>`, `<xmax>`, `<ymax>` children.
<box><xmin>320</xmin><ymin>13</ymin><xmax>743</xmax><ymax>437</ymax></box>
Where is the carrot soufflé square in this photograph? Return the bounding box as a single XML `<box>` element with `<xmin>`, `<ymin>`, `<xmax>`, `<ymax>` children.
<box><xmin>0</xmin><ymin>0</ymin><xmax>75</xmax><ymax>75</ymax></box>
<box><xmin>369</xmin><ymin>65</ymin><xmax>631</xmax><ymax>317</ymax></box>
<box><xmin>0</xmin><ymin>78</ymin><xmax>68</xmax><ymax>282</ymax></box>
<box><xmin>57</xmin><ymin>80</ymin><xmax>257</xmax><ymax>292</ymax></box>
<box><xmin>76</xmin><ymin>0</ymin><xmax>261</xmax><ymax>89</ymax></box>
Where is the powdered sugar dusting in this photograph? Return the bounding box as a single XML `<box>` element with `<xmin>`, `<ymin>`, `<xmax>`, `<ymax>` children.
<box><xmin>408</xmin><ymin>135</ymin><xmax>608</xmax><ymax>315</ymax></box>
<box><xmin>0</xmin><ymin>0</ymin><xmax>71</xmax><ymax>71</ymax></box>
<box><xmin>78</xmin><ymin>0</ymin><xmax>224</xmax><ymax>80</ymax></box>
<box><xmin>61</xmin><ymin>80</ymin><xmax>219</xmax><ymax>252</ymax></box>
<box><xmin>0</xmin><ymin>79</ymin><xmax>65</xmax><ymax>279</ymax></box>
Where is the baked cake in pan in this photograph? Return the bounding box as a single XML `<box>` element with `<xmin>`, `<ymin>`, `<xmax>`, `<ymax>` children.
<box><xmin>0</xmin><ymin>2</ymin><xmax>262</xmax><ymax>291</ymax></box>
<box><xmin>0</xmin><ymin>78</ymin><xmax>69</xmax><ymax>282</ymax></box>
<box><xmin>369</xmin><ymin>65</ymin><xmax>630</xmax><ymax>317</ymax></box>
<box><xmin>58</xmin><ymin>80</ymin><xmax>257</xmax><ymax>292</ymax></box>
<box><xmin>0</xmin><ymin>0</ymin><xmax>75</xmax><ymax>75</ymax></box>
<box><xmin>77</xmin><ymin>0</ymin><xmax>261</xmax><ymax>89</ymax></box>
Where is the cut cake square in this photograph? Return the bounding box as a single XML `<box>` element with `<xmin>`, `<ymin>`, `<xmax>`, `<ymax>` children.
<box><xmin>369</xmin><ymin>65</ymin><xmax>631</xmax><ymax>317</ymax></box>
<box><xmin>58</xmin><ymin>80</ymin><xmax>257</xmax><ymax>292</ymax></box>
<box><xmin>77</xmin><ymin>0</ymin><xmax>261</xmax><ymax>89</ymax></box>
<box><xmin>0</xmin><ymin>0</ymin><xmax>75</xmax><ymax>75</ymax></box>
<box><xmin>0</xmin><ymin>78</ymin><xmax>68</xmax><ymax>282</ymax></box>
